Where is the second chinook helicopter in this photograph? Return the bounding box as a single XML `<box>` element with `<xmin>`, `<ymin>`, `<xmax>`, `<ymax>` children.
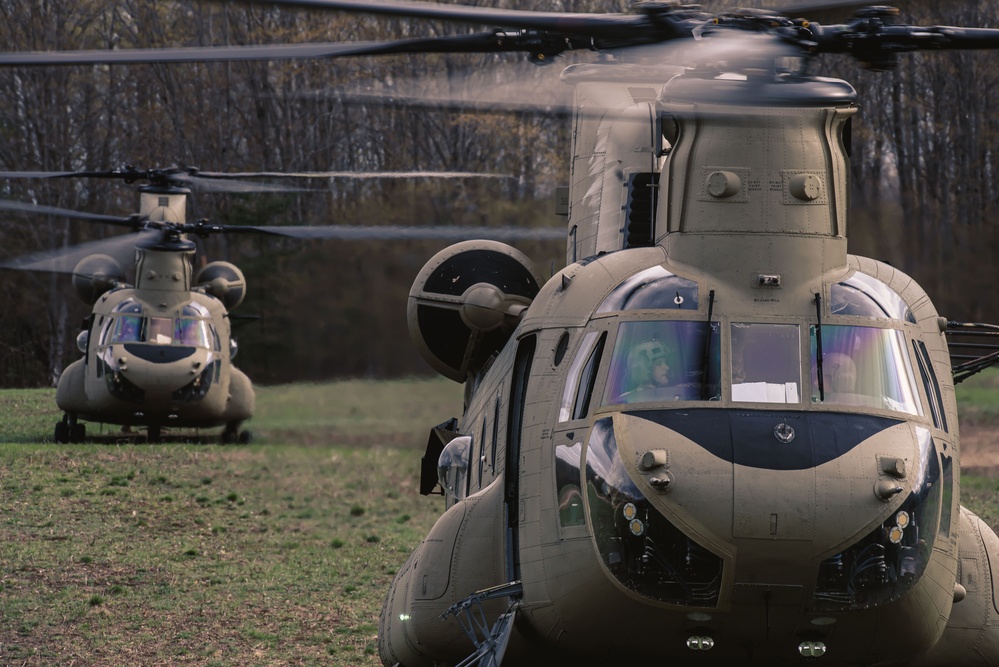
<box><xmin>0</xmin><ymin>166</ymin><xmax>560</xmax><ymax>444</ymax></box>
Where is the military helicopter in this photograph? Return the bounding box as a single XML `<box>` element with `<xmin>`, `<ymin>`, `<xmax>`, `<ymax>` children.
<box><xmin>0</xmin><ymin>165</ymin><xmax>559</xmax><ymax>444</ymax></box>
<box><xmin>4</xmin><ymin>1</ymin><xmax>999</xmax><ymax>665</ymax></box>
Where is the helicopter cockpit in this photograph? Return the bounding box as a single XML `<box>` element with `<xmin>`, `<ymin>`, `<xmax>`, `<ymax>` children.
<box><xmin>98</xmin><ymin>299</ymin><xmax>220</xmax><ymax>351</ymax></box>
<box><xmin>554</xmin><ymin>263</ymin><xmax>946</xmax><ymax>612</ymax></box>
<box><xmin>569</xmin><ymin>266</ymin><xmax>934</xmax><ymax>418</ymax></box>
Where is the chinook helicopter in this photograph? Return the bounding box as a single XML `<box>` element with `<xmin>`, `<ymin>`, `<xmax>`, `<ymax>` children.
<box><xmin>4</xmin><ymin>0</ymin><xmax>999</xmax><ymax>665</ymax></box>
<box><xmin>0</xmin><ymin>166</ymin><xmax>558</xmax><ymax>444</ymax></box>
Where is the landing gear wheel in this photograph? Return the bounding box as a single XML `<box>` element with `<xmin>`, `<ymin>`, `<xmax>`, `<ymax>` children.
<box><xmin>147</xmin><ymin>425</ymin><xmax>162</xmax><ymax>444</ymax></box>
<box><xmin>70</xmin><ymin>422</ymin><xmax>86</xmax><ymax>444</ymax></box>
<box><xmin>54</xmin><ymin>419</ymin><xmax>69</xmax><ymax>444</ymax></box>
<box><xmin>221</xmin><ymin>421</ymin><xmax>250</xmax><ymax>445</ymax></box>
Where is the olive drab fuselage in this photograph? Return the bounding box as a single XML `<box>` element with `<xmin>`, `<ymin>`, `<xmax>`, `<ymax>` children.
<box><xmin>380</xmin><ymin>63</ymin><xmax>999</xmax><ymax>667</ymax></box>
<box><xmin>57</xmin><ymin>275</ymin><xmax>251</xmax><ymax>429</ymax></box>
<box><xmin>54</xmin><ymin>185</ymin><xmax>254</xmax><ymax>442</ymax></box>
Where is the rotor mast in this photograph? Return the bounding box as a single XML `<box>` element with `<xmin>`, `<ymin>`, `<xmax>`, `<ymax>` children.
<box><xmin>657</xmin><ymin>71</ymin><xmax>857</xmax><ymax>289</ymax></box>
<box><xmin>134</xmin><ymin>185</ymin><xmax>196</xmax><ymax>303</ymax></box>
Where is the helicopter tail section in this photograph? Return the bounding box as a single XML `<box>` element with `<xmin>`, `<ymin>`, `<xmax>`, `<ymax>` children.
<box><xmin>378</xmin><ymin>475</ymin><xmax>510</xmax><ymax>667</ymax></box>
<box><xmin>912</xmin><ymin>506</ymin><xmax>999</xmax><ymax>666</ymax></box>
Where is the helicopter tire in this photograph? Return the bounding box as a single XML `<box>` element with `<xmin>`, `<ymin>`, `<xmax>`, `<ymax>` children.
<box><xmin>221</xmin><ymin>421</ymin><xmax>247</xmax><ymax>445</ymax></box>
<box><xmin>70</xmin><ymin>423</ymin><xmax>86</xmax><ymax>444</ymax></box>
<box><xmin>147</xmin><ymin>425</ymin><xmax>162</xmax><ymax>444</ymax></box>
<box><xmin>54</xmin><ymin>420</ymin><xmax>70</xmax><ymax>444</ymax></box>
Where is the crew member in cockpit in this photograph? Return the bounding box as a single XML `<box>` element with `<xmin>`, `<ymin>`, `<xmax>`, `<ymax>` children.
<box><xmin>622</xmin><ymin>339</ymin><xmax>696</xmax><ymax>402</ymax></box>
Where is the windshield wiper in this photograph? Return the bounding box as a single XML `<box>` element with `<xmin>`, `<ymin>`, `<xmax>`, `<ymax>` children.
<box><xmin>814</xmin><ymin>292</ymin><xmax>825</xmax><ymax>402</ymax></box>
<box><xmin>700</xmin><ymin>289</ymin><xmax>716</xmax><ymax>400</ymax></box>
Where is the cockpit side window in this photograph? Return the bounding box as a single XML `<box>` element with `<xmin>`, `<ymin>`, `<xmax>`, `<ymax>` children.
<box><xmin>731</xmin><ymin>323</ymin><xmax>801</xmax><ymax>403</ymax></box>
<box><xmin>913</xmin><ymin>340</ymin><xmax>948</xmax><ymax>432</ymax></box>
<box><xmin>604</xmin><ymin>320</ymin><xmax>720</xmax><ymax>405</ymax></box>
<box><xmin>558</xmin><ymin>331</ymin><xmax>606</xmax><ymax>421</ymax></box>
<box><xmin>809</xmin><ymin>325</ymin><xmax>923</xmax><ymax>416</ymax></box>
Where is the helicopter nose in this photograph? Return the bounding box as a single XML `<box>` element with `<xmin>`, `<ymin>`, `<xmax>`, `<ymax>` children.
<box><xmin>581</xmin><ymin>409</ymin><xmax>928</xmax><ymax>608</ymax></box>
<box><xmin>121</xmin><ymin>343</ymin><xmax>198</xmax><ymax>364</ymax></box>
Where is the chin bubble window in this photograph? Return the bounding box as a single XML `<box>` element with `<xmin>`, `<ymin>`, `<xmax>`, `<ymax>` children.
<box><xmin>437</xmin><ymin>435</ymin><xmax>471</xmax><ymax>506</ymax></box>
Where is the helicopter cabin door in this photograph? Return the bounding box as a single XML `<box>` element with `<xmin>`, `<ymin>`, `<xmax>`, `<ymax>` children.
<box><xmin>505</xmin><ymin>334</ymin><xmax>536</xmax><ymax>583</ymax></box>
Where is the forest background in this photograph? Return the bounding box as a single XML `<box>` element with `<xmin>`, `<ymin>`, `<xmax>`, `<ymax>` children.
<box><xmin>0</xmin><ymin>0</ymin><xmax>994</xmax><ymax>387</ymax></box>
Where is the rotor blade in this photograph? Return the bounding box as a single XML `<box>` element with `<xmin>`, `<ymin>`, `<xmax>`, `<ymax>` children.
<box><xmin>0</xmin><ymin>31</ymin><xmax>593</xmax><ymax>67</ymax></box>
<box><xmin>0</xmin><ymin>41</ymin><xmax>420</xmax><ymax>66</ymax></box>
<box><xmin>214</xmin><ymin>224</ymin><xmax>564</xmax><ymax>241</ymax></box>
<box><xmin>309</xmin><ymin>88</ymin><xmax>573</xmax><ymax>116</ymax></box>
<box><xmin>0</xmin><ymin>199</ymin><xmax>139</xmax><ymax>227</ymax></box>
<box><xmin>775</xmin><ymin>1</ymin><xmax>874</xmax><ymax>15</ymax></box>
<box><xmin>235</xmin><ymin>0</ymin><xmax>652</xmax><ymax>38</ymax></box>
<box><xmin>0</xmin><ymin>170</ymin><xmax>122</xmax><ymax>179</ymax></box>
<box><xmin>0</xmin><ymin>230</ymin><xmax>155</xmax><ymax>274</ymax></box>
<box><xmin>192</xmin><ymin>170</ymin><xmax>514</xmax><ymax>180</ymax></box>
<box><xmin>166</xmin><ymin>172</ymin><xmax>311</xmax><ymax>193</ymax></box>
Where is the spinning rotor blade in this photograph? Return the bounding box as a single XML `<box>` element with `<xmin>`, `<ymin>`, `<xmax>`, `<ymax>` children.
<box><xmin>2</xmin><ymin>2</ymin><xmax>997</xmax><ymax>81</ymax></box>
<box><xmin>239</xmin><ymin>0</ymin><xmax>653</xmax><ymax>38</ymax></box>
<box><xmin>0</xmin><ymin>168</ymin><xmax>511</xmax><ymax>190</ymax></box>
<box><xmin>0</xmin><ymin>199</ymin><xmax>139</xmax><ymax>228</ymax></box>
<box><xmin>209</xmin><ymin>224</ymin><xmax>564</xmax><ymax>242</ymax></box>
<box><xmin>0</xmin><ymin>167</ymin><xmax>307</xmax><ymax>194</ymax></box>
<box><xmin>0</xmin><ymin>230</ymin><xmax>157</xmax><ymax>274</ymax></box>
<box><xmin>0</xmin><ymin>32</ymin><xmax>606</xmax><ymax>67</ymax></box>
<box><xmin>193</xmin><ymin>170</ymin><xmax>513</xmax><ymax>180</ymax></box>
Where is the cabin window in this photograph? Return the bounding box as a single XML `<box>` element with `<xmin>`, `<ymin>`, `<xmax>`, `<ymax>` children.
<box><xmin>940</xmin><ymin>454</ymin><xmax>954</xmax><ymax>540</ymax></box>
<box><xmin>731</xmin><ymin>323</ymin><xmax>800</xmax><ymax>403</ymax></box>
<box><xmin>830</xmin><ymin>273</ymin><xmax>916</xmax><ymax>323</ymax></box>
<box><xmin>596</xmin><ymin>266</ymin><xmax>699</xmax><ymax>314</ymax></box>
<box><xmin>809</xmin><ymin>325</ymin><xmax>923</xmax><ymax>416</ymax></box>
<box><xmin>604</xmin><ymin>320</ymin><xmax>720</xmax><ymax>405</ymax></box>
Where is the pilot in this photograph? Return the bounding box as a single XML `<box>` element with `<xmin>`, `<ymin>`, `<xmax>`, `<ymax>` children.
<box><xmin>822</xmin><ymin>352</ymin><xmax>858</xmax><ymax>396</ymax></box>
<box><xmin>116</xmin><ymin>315</ymin><xmax>142</xmax><ymax>343</ymax></box>
<box><xmin>623</xmin><ymin>339</ymin><xmax>700</xmax><ymax>402</ymax></box>
<box><xmin>623</xmin><ymin>339</ymin><xmax>681</xmax><ymax>400</ymax></box>
<box><xmin>625</xmin><ymin>340</ymin><xmax>667</xmax><ymax>393</ymax></box>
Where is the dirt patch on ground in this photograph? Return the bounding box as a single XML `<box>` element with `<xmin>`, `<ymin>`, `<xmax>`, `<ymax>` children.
<box><xmin>958</xmin><ymin>423</ymin><xmax>999</xmax><ymax>476</ymax></box>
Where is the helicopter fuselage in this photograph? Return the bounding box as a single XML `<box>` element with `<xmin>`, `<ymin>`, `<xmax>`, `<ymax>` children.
<box><xmin>379</xmin><ymin>66</ymin><xmax>999</xmax><ymax>667</ymax></box>
<box><xmin>55</xmin><ymin>223</ymin><xmax>253</xmax><ymax>441</ymax></box>
<box><xmin>57</xmin><ymin>285</ymin><xmax>251</xmax><ymax>430</ymax></box>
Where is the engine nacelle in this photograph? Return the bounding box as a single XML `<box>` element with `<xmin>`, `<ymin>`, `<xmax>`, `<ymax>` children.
<box><xmin>72</xmin><ymin>254</ymin><xmax>126</xmax><ymax>305</ymax></box>
<box><xmin>195</xmin><ymin>261</ymin><xmax>246</xmax><ymax>310</ymax></box>
<box><xmin>408</xmin><ymin>240</ymin><xmax>541</xmax><ymax>382</ymax></box>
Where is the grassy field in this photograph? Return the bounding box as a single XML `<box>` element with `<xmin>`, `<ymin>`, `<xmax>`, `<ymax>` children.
<box><xmin>0</xmin><ymin>375</ymin><xmax>996</xmax><ymax>666</ymax></box>
<box><xmin>0</xmin><ymin>379</ymin><xmax>463</xmax><ymax>666</ymax></box>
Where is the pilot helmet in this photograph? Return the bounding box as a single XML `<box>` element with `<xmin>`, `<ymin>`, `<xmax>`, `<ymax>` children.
<box><xmin>627</xmin><ymin>339</ymin><xmax>667</xmax><ymax>370</ymax></box>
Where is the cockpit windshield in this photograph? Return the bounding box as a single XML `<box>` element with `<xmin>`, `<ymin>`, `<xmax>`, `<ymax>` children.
<box><xmin>102</xmin><ymin>300</ymin><xmax>216</xmax><ymax>349</ymax></box>
<box><xmin>603</xmin><ymin>320</ymin><xmax>721</xmax><ymax>405</ymax></box>
<box><xmin>810</xmin><ymin>324</ymin><xmax>923</xmax><ymax>416</ymax></box>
